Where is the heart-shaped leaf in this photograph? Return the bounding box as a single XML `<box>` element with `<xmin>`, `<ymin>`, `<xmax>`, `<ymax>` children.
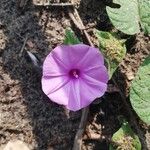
<box><xmin>109</xmin><ymin>120</ymin><xmax>141</xmax><ymax>150</ymax></box>
<box><xmin>95</xmin><ymin>30</ymin><xmax>126</xmax><ymax>79</ymax></box>
<box><xmin>130</xmin><ymin>56</ymin><xmax>150</xmax><ymax>125</ymax></box>
<box><xmin>139</xmin><ymin>0</ymin><xmax>150</xmax><ymax>35</ymax></box>
<box><xmin>106</xmin><ymin>0</ymin><xmax>150</xmax><ymax>35</ymax></box>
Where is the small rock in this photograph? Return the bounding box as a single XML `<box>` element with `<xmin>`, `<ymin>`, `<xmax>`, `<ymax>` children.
<box><xmin>3</xmin><ymin>140</ymin><xmax>30</xmax><ymax>150</ymax></box>
<box><xmin>126</xmin><ymin>71</ymin><xmax>134</xmax><ymax>80</ymax></box>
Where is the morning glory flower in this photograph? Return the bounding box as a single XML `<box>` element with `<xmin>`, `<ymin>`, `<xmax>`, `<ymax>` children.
<box><xmin>42</xmin><ymin>44</ymin><xmax>109</xmax><ymax>111</ymax></box>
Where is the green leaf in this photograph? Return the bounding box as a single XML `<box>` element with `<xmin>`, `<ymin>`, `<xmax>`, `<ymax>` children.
<box><xmin>109</xmin><ymin>120</ymin><xmax>141</xmax><ymax>150</ymax></box>
<box><xmin>130</xmin><ymin>56</ymin><xmax>150</xmax><ymax>125</ymax></box>
<box><xmin>139</xmin><ymin>0</ymin><xmax>150</xmax><ymax>34</ymax></box>
<box><xmin>106</xmin><ymin>0</ymin><xmax>140</xmax><ymax>35</ymax></box>
<box><xmin>95</xmin><ymin>30</ymin><xmax>126</xmax><ymax>79</ymax></box>
<box><xmin>63</xmin><ymin>28</ymin><xmax>80</xmax><ymax>45</ymax></box>
<box><xmin>106</xmin><ymin>0</ymin><xmax>150</xmax><ymax>35</ymax></box>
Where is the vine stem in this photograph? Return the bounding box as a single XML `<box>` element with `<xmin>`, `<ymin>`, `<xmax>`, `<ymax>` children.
<box><xmin>72</xmin><ymin>107</ymin><xmax>89</xmax><ymax>150</ymax></box>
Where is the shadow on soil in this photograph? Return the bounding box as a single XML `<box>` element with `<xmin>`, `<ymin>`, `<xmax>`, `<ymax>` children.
<box><xmin>0</xmin><ymin>1</ymin><xmax>80</xmax><ymax>149</ymax></box>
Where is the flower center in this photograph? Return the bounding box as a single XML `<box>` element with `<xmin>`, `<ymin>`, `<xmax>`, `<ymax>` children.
<box><xmin>69</xmin><ymin>69</ymin><xmax>80</xmax><ymax>79</ymax></box>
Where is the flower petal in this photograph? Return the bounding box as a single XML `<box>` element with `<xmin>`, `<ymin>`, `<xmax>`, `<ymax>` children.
<box><xmin>76</xmin><ymin>46</ymin><xmax>104</xmax><ymax>70</ymax></box>
<box><xmin>43</xmin><ymin>53</ymin><xmax>68</xmax><ymax>77</ymax></box>
<box><xmin>50</xmin><ymin>45</ymin><xmax>86</xmax><ymax>69</ymax></box>
<box><xmin>80</xmin><ymin>79</ymin><xmax>105</xmax><ymax>106</ymax></box>
<box><xmin>82</xmin><ymin>74</ymin><xmax>107</xmax><ymax>96</ymax></box>
<box><xmin>67</xmin><ymin>80</ymin><xmax>81</xmax><ymax>111</ymax></box>
<box><xmin>48</xmin><ymin>44</ymin><xmax>104</xmax><ymax>70</ymax></box>
<box><xmin>42</xmin><ymin>75</ymin><xmax>70</xmax><ymax>98</ymax></box>
<box><xmin>83</xmin><ymin>65</ymin><xmax>109</xmax><ymax>84</ymax></box>
<box><xmin>67</xmin><ymin>77</ymin><xmax>107</xmax><ymax>111</ymax></box>
<box><xmin>52</xmin><ymin>44</ymin><xmax>94</xmax><ymax>68</ymax></box>
<box><xmin>45</xmin><ymin>80</ymin><xmax>71</xmax><ymax>105</ymax></box>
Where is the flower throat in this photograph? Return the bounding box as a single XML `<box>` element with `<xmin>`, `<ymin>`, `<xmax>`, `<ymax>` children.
<box><xmin>69</xmin><ymin>69</ymin><xmax>80</xmax><ymax>79</ymax></box>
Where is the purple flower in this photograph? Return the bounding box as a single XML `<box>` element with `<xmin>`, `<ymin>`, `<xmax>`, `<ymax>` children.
<box><xmin>42</xmin><ymin>44</ymin><xmax>109</xmax><ymax>111</ymax></box>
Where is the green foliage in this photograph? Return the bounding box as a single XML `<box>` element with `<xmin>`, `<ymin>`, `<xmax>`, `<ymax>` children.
<box><xmin>95</xmin><ymin>30</ymin><xmax>126</xmax><ymax>79</ymax></box>
<box><xmin>109</xmin><ymin>120</ymin><xmax>141</xmax><ymax>150</ymax></box>
<box><xmin>106</xmin><ymin>0</ymin><xmax>150</xmax><ymax>35</ymax></box>
<box><xmin>139</xmin><ymin>0</ymin><xmax>150</xmax><ymax>35</ymax></box>
<box><xmin>63</xmin><ymin>28</ymin><xmax>80</xmax><ymax>45</ymax></box>
<box><xmin>130</xmin><ymin>56</ymin><xmax>150</xmax><ymax>125</ymax></box>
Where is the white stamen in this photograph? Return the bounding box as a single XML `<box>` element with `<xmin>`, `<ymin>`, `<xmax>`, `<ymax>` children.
<box><xmin>73</xmin><ymin>71</ymin><xmax>79</xmax><ymax>78</ymax></box>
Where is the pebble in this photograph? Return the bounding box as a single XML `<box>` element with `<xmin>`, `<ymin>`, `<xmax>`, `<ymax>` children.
<box><xmin>2</xmin><ymin>140</ymin><xmax>30</xmax><ymax>150</ymax></box>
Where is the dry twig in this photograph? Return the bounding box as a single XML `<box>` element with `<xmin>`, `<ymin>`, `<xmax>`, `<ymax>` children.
<box><xmin>19</xmin><ymin>36</ymin><xmax>28</xmax><ymax>57</ymax></box>
<box><xmin>68</xmin><ymin>3</ymin><xmax>94</xmax><ymax>47</ymax></box>
<box><xmin>68</xmin><ymin>12</ymin><xmax>85</xmax><ymax>30</ymax></box>
<box><xmin>33</xmin><ymin>1</ymin><xmax>75</xmax><ymax>7</ymax></box>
